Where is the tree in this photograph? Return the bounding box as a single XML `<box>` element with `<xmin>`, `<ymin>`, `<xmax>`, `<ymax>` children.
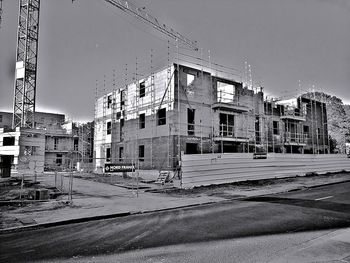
<box><xmin>329</xmin><ymin>135</ymin><xmax>338</xmax><ymax>154</ymax></box>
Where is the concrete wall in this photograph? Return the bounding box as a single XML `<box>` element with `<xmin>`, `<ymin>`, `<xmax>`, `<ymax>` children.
<box><xmin>181</xmin><ymin>153</ymin><xmax>350</xmax><ymax>188</ymax></box>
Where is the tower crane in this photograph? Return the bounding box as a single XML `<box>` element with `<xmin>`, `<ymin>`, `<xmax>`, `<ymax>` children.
<box><xmin>11</xmin><ymin>0</ymin><xmax>198</xmax><ymax>129</ymax></box>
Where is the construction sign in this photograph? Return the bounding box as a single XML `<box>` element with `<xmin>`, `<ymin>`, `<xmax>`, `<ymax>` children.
<box><xmin>104</xmin><ymin>163</ymin><xmax>135</xmax><ymax>173</ymax></box>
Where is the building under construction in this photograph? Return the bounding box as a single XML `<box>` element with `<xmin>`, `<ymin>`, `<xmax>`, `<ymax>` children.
<box><xmin>94</xmin><ymin>62</ymin><xmax>330</xmax><ymax>171</ymax></box>
<box><xmin>264</xmin><ymin>95</ymin><xmax>329</xmax><ymax>154</ymax></box>
<box><xmin>0</xmin><ymin>111</ymin><xmax>94</xmax><ymax>174</ymax></box>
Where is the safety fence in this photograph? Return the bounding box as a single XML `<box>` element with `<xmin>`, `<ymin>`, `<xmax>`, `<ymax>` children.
<box><xmin>181</xmin><ymin>153</ymin><xmax>350</xmax><ymax>188</ymax></box>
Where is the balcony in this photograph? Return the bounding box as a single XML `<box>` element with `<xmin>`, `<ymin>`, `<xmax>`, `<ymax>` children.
<box><xmin>284</xmin><ymin>132</ymin><xmax>308</xmax><ymax>145</ymax></box>
<box><xmin>212</xmin><ymin>102</ymin><xmax>249</xmax><ymax>113</ymax></box>
<box><xmin>213</xmin><ymin>124</ymin><xmax>249</xmax><ymax>143</ymax></box>
<box><xmin>45</xmin><ymin>146</ymin><xmax>71</xmax><ymax>152</ymax></box>
<box><xmin>280</xmin><ymin>109</ymin><xmax>306</xmax><ymax>122</ymax></box>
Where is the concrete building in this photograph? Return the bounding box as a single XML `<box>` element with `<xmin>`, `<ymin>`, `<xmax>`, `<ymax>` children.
<box><xmin>0</xmin><ymin>127</ymin><xmax>45</xmax><ymax>177</ymax></box>
<box><xmin>94</xmin><ymin>63</ymin><xmax>266</xmax><ymax>171</ymax></box>
<box><xmin>0</xmin><ymin>111</ymin><xmax>65</xmax><ymax>130</ymax></box>
<box><xmin>0</xmin><ymin>112</ymin><xmax>13</xmax><ymax>130</ymax></box>
<box><xmin>264</xmin><ymin>96</ymin><xmax>329</xmax><ymax>154</ymax></box>
<box><xmin>0</xmin><ymin>111</ymin><xmax>94</xmax><ymax>173</ymax></box>
<box><xmin>94</xmin><ymin>63</ymin><xmax>330</xmax><ymax>171</ymax></box>
<box><xmin>44</xmin><ymin>121</ymin><xmax>94</xmax><ymax>170</ymax></box>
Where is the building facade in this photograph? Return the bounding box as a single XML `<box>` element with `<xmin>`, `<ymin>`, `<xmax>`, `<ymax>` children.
<box><xmin>264</xmin><ymin>96</ymin><xmax>329</xmax><ymax>154</ymax></box>
<box><xmin>94</xmin><ymin>63</ymin><xmax>268</xmax><ymax>171</ymax></box>
<box><xmin>0</xmin><ymin>127</ymin><xmax>46</xmax><ymax>175</ymax></box>
<box><xmin>44</xmin><ymin>122</ymin><xmax>94</xmax><ymax>170</ymax></box>
<box><xmin>0</xmin><ymin>111</ymin><xmax>65</xmax><ymax>130</ymax></box>
<box><xmin>0</xmin><ymin>111</ymin><xmax>94</xmax><ymax>172</ymax></box>
<box><xmin>94</xmin><ymin>63</ymin><xmax>330</xmax><ymax>171</ymax></box>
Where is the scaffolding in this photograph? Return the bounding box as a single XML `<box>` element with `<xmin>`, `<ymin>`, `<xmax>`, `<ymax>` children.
<box><xmin>93</xmin><ymin>51</ymin><xmax>330</xmax><ymax>172</ymax></box>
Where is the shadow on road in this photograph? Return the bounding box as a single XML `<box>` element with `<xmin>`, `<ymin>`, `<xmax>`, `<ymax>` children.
<box><xmin>246</xmin><ymin>196</ymin><xmax>350</xmax><ymax>214</ymax></box>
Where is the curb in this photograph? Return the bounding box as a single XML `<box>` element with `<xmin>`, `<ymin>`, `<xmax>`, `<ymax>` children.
<box><xmin>0</xmin><ymin>201</ymin><xmax>218</xmax><ymax>235</ymax></box>
<box><xmin>304</xmin><ymin>178</ymin><xmax>350</xmax><ymax>189</ymax></box>
<box><xmin>1</xmin><ymin>178</ymin><xmax>349</xmax><ymax>235</ymax></box>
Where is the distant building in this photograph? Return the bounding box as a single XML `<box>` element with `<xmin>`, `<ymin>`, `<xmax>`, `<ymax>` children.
<box><xmin>0</xmin><ymin>127</ymin><xmax>46</xmax><ymax>176</ymax></box>
<box><xmin>0</xmin><ymin>111</ymin><xmax>65</xmax><ymax>130</ymax></box>
<box><xmin>0</xmin><ymin>111</ymin><xmax>94</xmax><ymax>173</ymax></box>
<box><xmin>44</xmin><ymin>121</ymin><xmax>94</xmax><ymax>170</ymax></box>
<box><xmin>0</xmin><ymin>112</ymin><xmax>13</xmax><ymax>130</ymax></box>
<box><xmin>264</xmin><ymin>96</ymin><xmax>329</xmax><ymax>154</ymax></box>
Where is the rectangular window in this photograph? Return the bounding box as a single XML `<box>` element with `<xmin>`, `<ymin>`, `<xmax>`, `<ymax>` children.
<box><xmin>255</xmin><ymin>116</ymin><xmax>260</xmax><ymax>144</ymax></box>
<box><xmin>139</xmin><ymin>81</ymin><xmax>146</xmax><ymax>98</ymax></box>
<box><xmin>0</xmin><ymin>115</ymin><xmax>2</xmax><ymax>123</ymax></box>
<box><xmin>217</xmin><ymin>81</ymin><xmax>235</xmax><ymax>103</ymax></box>
<box><xmin>120</xmin><ymin>90</ymin><xmax>126</xmax><ymax>110</ymax></box>
<box><xmin>120</xmin><ymin>119</ymin><xmax>124</xmax><ymax>141</ymax></box>
<box><xmin>74</xmin><ymin>138</ymin><xmax>79</xmax><ymax>151</ymax></box>
<box><xmin>219</xmin><ymin>113</ymin><xmax>234</xmax><ymax>137</ymax></box>
<box><xmin>187</xmin><ymin>108</ymin><xmax>195</xmax><ymax>135</ymax></box>
<box><xmin>107</xmin><ymin>95</ymin><xmax>113</xmax><ymax>109</ymax></box>
<box><xmin>24</xmin><ymin>146</ymin><xmax>37</xmax><ymax>156</ymax></box>
<box><xmin>106</xmin><ymin>147</ymin><xmax>111</xmax><ymax>162</ymax></box>
<box><xmin>187</xmin><ymin>73</ymin><xmax>195</xmax><ymax>86</ymax></box>
<box><xmin>273</xmin><ymin>121</ymin><xmax>279</xmax><ymax>135</ymax></box>
<box><xmin>186</xmin><ymin>143</ymin><xmax>198</xmax><ymax>154</ymax></box>
<box><xmin>24</xmin><ymin>146</ymin><xmax>32</xmax><ymax>156</ymax></box>
<box><xmin>56</xmin><ymin>154</ymin><xmax>62</xmax><ymax>165</ymax></box>
<box><xmin>157</xmin><ymin>108</ymin><xmax>166</xmax><ymax>126</ymax></box>
<box><xmin>119</xmin><ymin>147</ymin><xmax>124</xmax><ymax>161</ymax></box>
<box><xmin>317</xmin><ymin>128</ymin><xmax>321</xmax><ymax>139</ymax></box>
<box><xmin>54</xmin><ymin>138</ymin><xmax>59</xmax><ymax>150</ymax></box>
<box><xmin>139</xmin><ymin>113</ymin><xmax>145</xmax><ymax>129</ymax></box>
<box><xmin>138</xmin><ymin>145</ymin><xmax>145</xmax><ymax>162</ymax></box>
<box><xmin>267</xmin><ymin>103</ymin><xmax>272</xmax><ymax>115</ymax></box>
<box><xmin>107</xmin><ymin>121</ymin><xmax>112</xmax><ymax>135</ymax></box>
<box><xmin>303</xmin><ymin>125</ymin><xmax>310</xmax><ymax>135</ymax></box>
<box><xmin>3</xmin><ymin>137</ymin><xmax>15</xmax><ymax>146</ymax></box>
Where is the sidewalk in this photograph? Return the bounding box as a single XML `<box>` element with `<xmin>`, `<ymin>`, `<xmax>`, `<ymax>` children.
<box><xmin>0</xmin><ymin>172</ymin><xmax>349</xmax><ymax>231</ymax></box>
<box><xmin>269</xmin><ymin>228</ymin><xmax>350</xmax><ymax>262</ymax></box>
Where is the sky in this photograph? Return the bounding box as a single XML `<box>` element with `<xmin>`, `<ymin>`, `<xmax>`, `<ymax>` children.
<box><xmin>0</xmin><ymin>0</ymin><xmax>349</xmax><ymax>121</ymax></box>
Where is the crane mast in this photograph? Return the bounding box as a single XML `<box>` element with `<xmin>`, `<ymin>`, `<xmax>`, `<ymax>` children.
<box><xmin>12</xmin><ymin>0</ymin><xmax>40</xmax><ymax>128</ymax></box>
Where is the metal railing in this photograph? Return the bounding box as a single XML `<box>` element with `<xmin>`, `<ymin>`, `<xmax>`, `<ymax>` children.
<box><xmin>219</xmin><ymin>123</ymin><xmax>235</xmax><ymax>137</ymax></box>
<box><xmin>285</xmin><ymin>132</ymin><xmax>308</xmax><ymax>144</ymax></box>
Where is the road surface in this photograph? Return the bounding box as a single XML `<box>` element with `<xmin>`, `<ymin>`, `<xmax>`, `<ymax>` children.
<box><xmin>1</xmin><ymin>181</ymin><xmax>350</xmax><ymax>262</ymax></box>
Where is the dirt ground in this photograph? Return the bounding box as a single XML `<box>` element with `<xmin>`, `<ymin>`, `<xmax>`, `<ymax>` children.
<box><xmin>1</xmin><ymin>171</ymin><xmax>349</xmax><ymax>229</ymax></box>
<box><xmin>159</xmin><ymin>172</ymin><xmax>350</xmax><ymax>198</ymax></box>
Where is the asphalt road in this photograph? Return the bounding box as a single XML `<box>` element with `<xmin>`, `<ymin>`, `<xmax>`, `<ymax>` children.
<box><xmin>1</xmin><ymin>181</ymin><xmax>350</xmax><ymax>263</ymax></box>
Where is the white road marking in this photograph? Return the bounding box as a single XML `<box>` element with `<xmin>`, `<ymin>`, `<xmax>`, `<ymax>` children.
<box><xmin>314</xmin><ymin>195</ymin><xmax>333</xmax><ymax>201</ymax></box>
